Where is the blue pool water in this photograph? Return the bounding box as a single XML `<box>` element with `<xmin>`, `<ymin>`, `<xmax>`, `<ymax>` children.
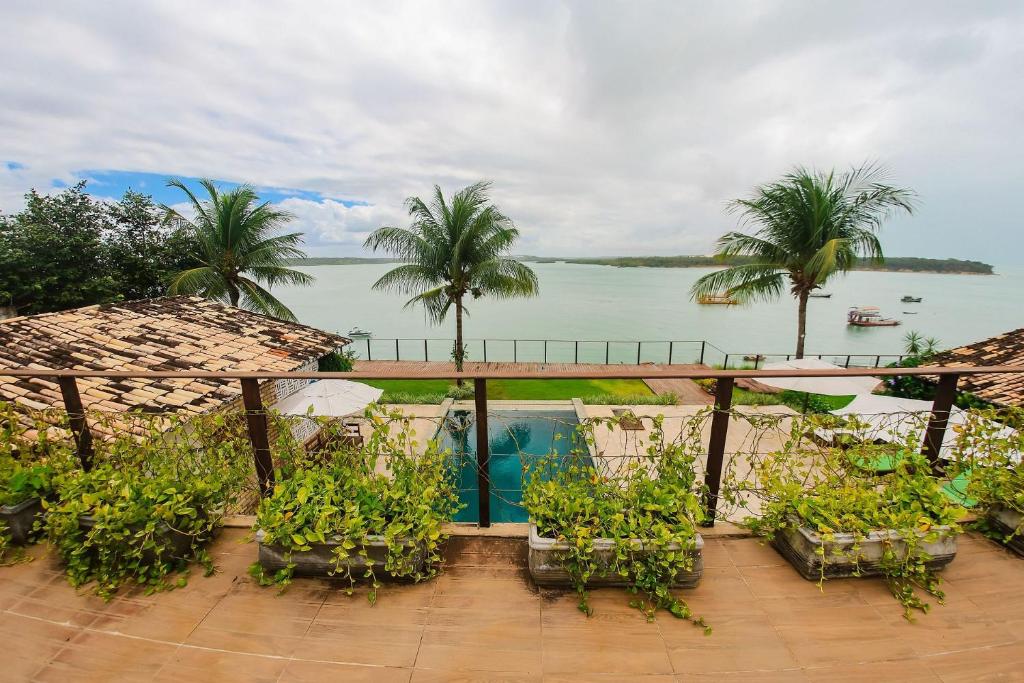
<box><xmin>438</xmin><ymin>409</ymin><xmax>585</xmax><ymax>523</ymax></box>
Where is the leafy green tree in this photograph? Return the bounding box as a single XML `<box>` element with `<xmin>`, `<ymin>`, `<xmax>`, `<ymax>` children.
<box><xmin>364</xmin><ymin>181</ymin><xmax>538</xmax><ymax>374</ymax></box>
<box><xmin>162</xmin><ymin>179</ymin><xmax>313</xmax><ymax>321</ymax></box>
<box><xmin>0</xmin><ymin>182</ymin><xmax>118</xmax><ymax>314</ymax></box>
<box><xmin>691</xmin><ymin>165</ymin><xmax>915</xmax><ymax>357</ymax></box>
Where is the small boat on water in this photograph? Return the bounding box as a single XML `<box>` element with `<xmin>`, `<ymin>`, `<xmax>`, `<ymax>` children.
<box><xmin>698</xmin><ymin>293</ymin><xmax>738</xmax><ymax>305</ymax></box>
<box><xmin>743</xmin><ymin>354</ymin><xmax>766</xmax><ymax>362</ymax></box>
<box><xmin>901</xmin><ymin>295</ymin><xmax>922</xmax><ymax>303</ymax></box>
<box><xmin>347</xmin><ymin>326</ymin><xmax>372</xmax><ymax>338</ymax></box>
<box><xmin>809</xmin><ymin>293</ymin><xmax>832</xmax><ymax>298</ymax></box>
<box><xmin>847</xmin><ymin>306</ymin><xmax>900</xmax><ymax>327</ymax></box>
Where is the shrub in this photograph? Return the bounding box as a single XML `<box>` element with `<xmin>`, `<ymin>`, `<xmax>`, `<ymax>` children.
<box><xmin>250</xmin><ymin>408</ymin><xmax>461</xmax><ymax>601</ymax></box>
<box><xmin>523</xmin><ymin>415</ymin><xmax>709</xmax><ymax>629</ymax></box>
<box><xmin>318</xmin><ymin>349</ymin><xmax>357</xmax><ymax>372</ymax></box>
<box><xmin>581</xmin><ymin>393</ymin><xmax>678</xmax><ymax>405</ymax></box>
<box><xmin>736</xmin><ymin>416</ymin><xmax>964</xmax><ymax>620</ymax></box>
<box><xmin>43</xmin><ymin>413</ymin><xmax>250</xmax><ymax>599</ymax></box>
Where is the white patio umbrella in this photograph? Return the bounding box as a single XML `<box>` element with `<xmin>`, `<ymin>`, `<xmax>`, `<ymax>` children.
<box><xmin>275</xmin><ymin>379</ymin><xmax>384</xmax><ymax>417</ymax></box>
<box><xmin>830</xmin><ymin>394</ymin><xmax>1020</xmax><ymax>462</ymax></box>
<box><xmin>758</xmin><ymin>358</ymin><xmax>882</xmax><ymax>396</ymax></box>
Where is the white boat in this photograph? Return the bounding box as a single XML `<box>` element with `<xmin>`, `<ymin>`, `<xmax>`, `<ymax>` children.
<box><xmin>347</xmin><ymin>327</ymin><xmax>372</xmax><ymax>337</ymax></box>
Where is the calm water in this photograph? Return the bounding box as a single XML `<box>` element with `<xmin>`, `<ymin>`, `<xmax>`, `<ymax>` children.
<box><xmin>438</xmin><ymin>409</ymin><xmax>583</xmax><ymax>523</ymax></box>
<box><xmin>274</xmin><ymin>262</ymin><xmax>1024</xmax><ymax>361</ymax></box>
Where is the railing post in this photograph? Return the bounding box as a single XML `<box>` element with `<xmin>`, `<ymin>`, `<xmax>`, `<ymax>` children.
<box><xmin>702</xmin><ymin>377</ymin><xmax>734</xmax><ymax>526</ymax></box>
<box><xmin>424</xmin><ymin>339</ymin><xmax>428</xmax><ymax>361</ymax></box>
<box><xmin>636</xmin><ymin>342</ymin><xmax>642</xmax><ymax>365</ymax></box>
<box><xmin>513</xmin><ymin>339</ymin><xmax>517</xmax><ymax>363</ymax></box>
<box><xmin>875</xmin><ymin>355</ymin><xmax>881</xmax><ymax>368</ymax></box>
<box><xmin>58</xmin><ymin>376</ymin><xmax>94</xmax><ymax>471</ymax></box>
<box><xmin>543</xmin><ymin>340</ymin><xmax>548</xmax><ymax>364</ymax></box>
<box><xmin>844</xmin><ymin>355</ymin><xmax>851</xmax><ymax>368</ymax></box>
<box><xmin>669</xmin><ymin>341</ymin><xmax>674</xmax><ymax>365</ymax></box>
<box><xmin>483</xmin><ymin>339</ymin><xmax>488</xmax><ymax>363</ymax></box>
<box><xmin>753</xmin><ymin>356</ymin><xmax>761</xmax><ymax>370</ymax></box>
<box><xmin>575</xmin><ymin>340</ymin><xmax>579</xmax><ymax>364</ymax></box>
<box><xmin>723</xmin><ymin>353</ymin><xmax>729</xmax><ymax>369</ymax></box>
<box><xmin>605</xmin><ymin>341</ymin><xmax>610</xmax><ymax>365</ymax></box>
<box><xmin>366</xmin><ymin>338</ymin><xmax>372</xmax><ymax>361</ymax></box>
<box><xmin>699</xmin><ymin>341</ymin><xmax>706</xmax><ymax>365</ymax></box>
<box><xmin>395</xmin><ymin>339</ymin><xmax>400</xmax><ymax>361</ymax></box>
<box><xmin>922</xmin><ymin>373</ymin><xmax>959</xmax><ymax>471</ymax></box>
<box><xmin>473</xmin><ymin>378</ymin><xmax>491</xmax><ymax>528</ymax></box>
<box><xmin>240</xmin><ymin>378</ymin><xmax>275</xmax><ymax>496</ymax></box>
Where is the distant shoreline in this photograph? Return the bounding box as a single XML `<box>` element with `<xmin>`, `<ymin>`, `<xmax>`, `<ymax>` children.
<box><xmin>287</xmin><ymin>255</ymin><xmax>994</xmax><ymax>275</ymax></box>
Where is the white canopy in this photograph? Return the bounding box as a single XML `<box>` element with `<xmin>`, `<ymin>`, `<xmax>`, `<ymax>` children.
<box><xmin>275</xmin><ymin>379</ymin><xmax>383</xmax><ymax>417</ymax></box>
<box><xmin>829</xmin><ymin>394</ymin><xmax>1020</xmax><ymax>462</ymax></box>
<box><xmin>758</xmin><ymin>358</ymin><xmax>882</xmax><ymax>396</ymax></box>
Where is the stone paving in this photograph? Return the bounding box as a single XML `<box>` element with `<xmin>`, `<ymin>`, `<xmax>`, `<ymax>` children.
<box><xmin>3</xmin><ymin>529</ymin><xmax>1023</xmax><ymax>681</ymax></box>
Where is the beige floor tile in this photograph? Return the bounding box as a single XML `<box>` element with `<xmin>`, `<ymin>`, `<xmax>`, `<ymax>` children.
<box><xmin>804</xmin><ymin>659</ymin><xmax>941</xmax><ymax>682</ymax></box>
<box><xmin>724</xmin><ymin>538</ymin><xmax>785</xmax><ymax>568</ymax></box>
<box><xmin>35</xmin><ymin>630</ymin><xmax>178</xmax><ymax>682</ymax></box>
<box><xmin>923</xmin><ymin>641</ymin><xmax>1024</xmax><ymax>681</ymax></box>
<box><xmin>281</xmin><ymin>659</ymin><xmax>412</xmax><ymax>682</ymax></box>
<box><xmin>153</xmin><ymin>647</ymin><xmax>288</xmax><ymax>682</ymax></box>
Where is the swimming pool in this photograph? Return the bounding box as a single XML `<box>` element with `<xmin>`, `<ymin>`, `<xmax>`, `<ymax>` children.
<box><xmin>438</xmin><ymin>408</ymin><xmax>585</xmax><ymax>523</ymax></box>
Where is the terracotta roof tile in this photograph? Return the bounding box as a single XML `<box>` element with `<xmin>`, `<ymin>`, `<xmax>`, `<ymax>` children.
<box><xmin>0</xmin><ymin>296</ymin><xmax>350</xmax><ymax>417</ymax></box>
<box><xmin>928</xmin><ymin>327</ymin><xmax>1024</xmax><ymax>407</ymax></box>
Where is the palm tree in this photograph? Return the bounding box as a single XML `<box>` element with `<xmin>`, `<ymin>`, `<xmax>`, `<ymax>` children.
<box><xmin>162</xmin><ymin>179</ymin><xmax>313</xmax><ymax>321</ymax></box>
<box><xmin>691</xmin><ymin>165</ymin><xmax>915</xmax><ymax>358</ymax></box>
<box><xmin>364</xmin><ymin>181</ymin><xmax>539</xmax><ymax>375</ymax></box>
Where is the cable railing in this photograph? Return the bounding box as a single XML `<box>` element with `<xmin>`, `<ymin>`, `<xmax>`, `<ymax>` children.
<box><xmin>347</xmin><ymin>336</ymin><xmax>906</xmax><ymax>368</ymax></box>
<box><xmin>2</xmin><ymin>363</ymin><xmax>1020</xmax><ymax>528</ymax></box>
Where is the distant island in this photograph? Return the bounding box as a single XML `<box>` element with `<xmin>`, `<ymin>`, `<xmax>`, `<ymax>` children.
<box><xmin>288</xmin><ymin>255</ymin><xmax>994</xmax><ymax>274</ymax></box>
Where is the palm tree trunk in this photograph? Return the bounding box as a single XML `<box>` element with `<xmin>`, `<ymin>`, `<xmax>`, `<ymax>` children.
<box><xmin>795</xmin><ymin>289</ymin><xmax>809</xmax><ymax>359</ymax></box>
<box><xmin>226</xmin><ymin>278</ymin><xmax>240</xmax><ymax>308</ymax></box>
<box><xmin>454</xmin><ymin>296</ymin><xmax>465</xmax><ymax>385</ymax></box>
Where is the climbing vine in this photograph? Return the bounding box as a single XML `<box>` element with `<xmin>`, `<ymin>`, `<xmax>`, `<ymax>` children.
<box><xmin>523</xmin><ymin>414</ymin><xmax>709</xmax><ymax>629</ymax></box>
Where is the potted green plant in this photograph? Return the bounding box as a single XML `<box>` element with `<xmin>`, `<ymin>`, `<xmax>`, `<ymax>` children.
<box><xmin>44</xmin><ymin>412</ymin><xmax>248</xmax><ymax>599</ymax></box>
<box><xmin>0</xmin><ymin>402</ymin><xmax>73</xmax><ymax>551</ymax></box>
<box><xmin>945</xmin><ymin>408</ymin><xmax>1023</xmax><ymax>556</ymax></box>
<box><xmin>523</xmin><ymin>415</ymin><xmax>708</xmax><ymax>628</ymax></box>
<box><xmin>741</xmin><ymin>427</ymin><xmax>964</xmax><ymax>619</ymax></box>
<box><xmin>252</xmin><ymin>410</ymin><xmax>460</xmax><ymax>602</ymax></box>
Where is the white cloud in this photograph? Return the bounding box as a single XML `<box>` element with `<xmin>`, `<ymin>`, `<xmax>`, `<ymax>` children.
<box><xmin>0</xmin><ymin>1</ymin><xmax>1022</xmax><ymax>262</ymax></box>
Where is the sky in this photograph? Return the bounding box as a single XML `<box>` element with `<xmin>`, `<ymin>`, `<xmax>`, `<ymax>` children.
<box><xmin>0</xmin><ymin>1</ymin><xmax>1022</xmax><ymax>263</ymax></box>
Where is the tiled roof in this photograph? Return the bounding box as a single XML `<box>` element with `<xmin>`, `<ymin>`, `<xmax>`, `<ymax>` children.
<box><xmin>0</xmin><ymin>296</ymin><xmax>349</xmax><ymax>416</ymax></box>
<box><xmin>928</xmin><ymin>327</ymin><xmax>1024</xmax><ymax>407</ymax></box>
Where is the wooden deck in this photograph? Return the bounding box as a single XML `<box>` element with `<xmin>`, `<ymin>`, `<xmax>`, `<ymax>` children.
<box><xmin>356</xmin><ymin>361</ymin><xmax>715</xmax><ymax>405</ymax></box>
<box><xmin>4</xmin><ymin>529</ymin><xmax>1023</xmax><ymax>680</ymax></box>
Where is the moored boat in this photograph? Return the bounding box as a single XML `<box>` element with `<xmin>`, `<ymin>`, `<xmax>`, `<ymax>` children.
<box><xmin>900</xmin><ymin>295</ymin><xmax>922</xmax><ymax>303</ymax></box>
<box><xmin>698</xmin><ymin>294</ymin><xmax>738</xmax><ymax>305</ymax></box>
<box><xmin>809</xmin><ymin>293</ymin><xmax>832</xmax><ymax>298</ymax></box>
<box><xmin>847</xmin><ymin>307</ymin><xmax>900</xmax><ymax>327</ymax></box>
<box><xmin>347</xmin><ymin>326</ymin><xmax>372</xmax><ymax>337</ymax></box>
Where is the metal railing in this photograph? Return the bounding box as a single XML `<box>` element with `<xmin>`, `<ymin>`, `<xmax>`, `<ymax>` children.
<box><xmin>348</xmin><ymin>336</ymin><xmax>905</xmax><ymax>368</ymax></box>
<box><xmin>4</xmin><ymin>363</ymin><xmax>1020</xmax><ymax>527</ymax></box>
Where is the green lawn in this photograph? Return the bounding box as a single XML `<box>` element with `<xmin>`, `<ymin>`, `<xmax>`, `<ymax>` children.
<box><xmin>361</xmin><ymin>378</ymin><xmax>652</xmax><ymax>401</ymax></box>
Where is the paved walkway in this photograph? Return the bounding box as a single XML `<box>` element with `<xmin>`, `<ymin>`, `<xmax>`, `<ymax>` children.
<box><xmin>4</xmin><ymin>529</ymin><xmax>1023</xmax><ymax>681</ymax></box>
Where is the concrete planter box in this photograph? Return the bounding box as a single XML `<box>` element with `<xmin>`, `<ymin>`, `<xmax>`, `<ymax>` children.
<box><xmin>256</xmin><ymin>529</ymin><xmax>428</xmax><ymax>577</ymax></box>
<box><xmin>78</xmin><ymin>515</ymin><xmax>201</xmax><ymax>562</ymax></box>
<box><xmin>0</xmin><ymin>498</ymin><xmax>44</xmax><ymax>544</ymax></box>
<box><xmin>771</xmin><ymin>522</ymin><xmax>958</xmax><ymax>581</ymax></box>
<box><xmin>528</xmin><ymin>523</ymin><xmax>704</xmax><ymax>588</ymax></box>
<box><xmin>989</xmin><ymin>505</ymin><xmax>1024</xmax><ymax>556</ymax></box>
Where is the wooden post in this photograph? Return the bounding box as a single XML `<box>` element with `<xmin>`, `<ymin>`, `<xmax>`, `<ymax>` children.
<box><xmin>240</xmin><ymin>378</ymin><xmax>275</xmax><ymax>496</ymax></box>
<box><xmin>58</xmin><ymin>377</ymin><xmax>94</xmax><ymax>471</ymax></box>
<box><xmin>702</xmin><ymin>377</ymin><xmax>734</xmax><ymax>526</ymax></box>
<box><xmin>474</xmin><ymin>378</ymin><xmax>491</xmax><ymax>527</ymax></box>
<box><xmin>923</xmin><ymin>373</ymin><xmax>959</xmax><ymax>471</ymax></box>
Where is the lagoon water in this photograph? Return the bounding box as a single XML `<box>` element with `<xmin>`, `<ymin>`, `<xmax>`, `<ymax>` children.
<box><xmin>274</xmin><ymin>262</ymin><xmax>1023</xmax><ymax>362</ymax></box>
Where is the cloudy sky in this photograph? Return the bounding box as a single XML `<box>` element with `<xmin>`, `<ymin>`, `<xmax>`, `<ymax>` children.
<box><xmin>1</xmin><ymin>1</ymin><xmax>1021</xmax><ymax>262</ymax></box>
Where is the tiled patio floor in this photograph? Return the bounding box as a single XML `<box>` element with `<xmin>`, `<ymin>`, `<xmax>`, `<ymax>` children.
<box><xmin>2</xmin><ymin>529</ymin><xmax>1023</xmax><ymax>682</ymax></box>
